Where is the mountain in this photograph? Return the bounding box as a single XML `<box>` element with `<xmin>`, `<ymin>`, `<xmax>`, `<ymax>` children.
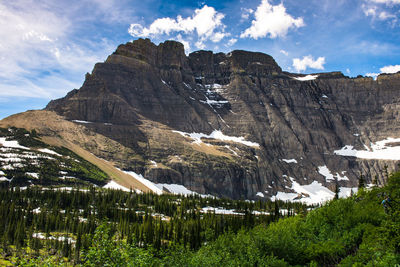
<box><xmin>3</xmin><ymin>38</ymin><xmax>400</xmax><ymax>200</ymax></box>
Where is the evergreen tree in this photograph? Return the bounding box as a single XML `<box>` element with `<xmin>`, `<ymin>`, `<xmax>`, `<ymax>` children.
<box><xmin>358</xmin><ymin>173</ymin><xmax>365</xmax><ymax>189</ymax></box>
<box><xmin>334</xmin><ymin>182</ymin><xmax>340</xmax><ymax>200</ymax></box>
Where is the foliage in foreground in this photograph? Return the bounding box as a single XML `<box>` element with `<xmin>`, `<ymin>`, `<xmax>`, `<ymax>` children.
<box><xmin>8</xmin><ymin>172</ymin><xmax>400</xmax><ymax>266</ymax></box>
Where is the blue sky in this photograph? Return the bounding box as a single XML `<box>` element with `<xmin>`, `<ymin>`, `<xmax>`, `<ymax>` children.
<box><xmin>1</xmin><ymin>0</ymin><xmax>400</xmax><ymax>119</ymax></box>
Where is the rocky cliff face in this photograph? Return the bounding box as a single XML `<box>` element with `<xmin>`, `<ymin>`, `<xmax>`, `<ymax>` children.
<box><xmin>46</xmin><ymin>38</ymin><xmax>400</xmax><ymax>200</ymax></box>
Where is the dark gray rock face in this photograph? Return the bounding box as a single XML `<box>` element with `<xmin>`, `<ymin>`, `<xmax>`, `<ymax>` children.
<box><xmin>46</xmin><ymin>38</ymin><xmax>400</xmax><ymax>199</ymax></box>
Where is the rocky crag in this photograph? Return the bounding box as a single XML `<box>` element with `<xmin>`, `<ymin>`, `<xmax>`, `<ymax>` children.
<box><xmin>36</xmin><ymin>38</ymin><xmax>400</xmax><ymax>199</ymax></box>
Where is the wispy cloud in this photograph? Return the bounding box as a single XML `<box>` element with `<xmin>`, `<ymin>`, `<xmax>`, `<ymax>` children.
<box><xmin>0</xmin><ymin>1</ymin><xmax>118</xmax><ymax>99</ymax></box>
<box><xmin>280</xmin><ymin>50</ymin><xmax>289</xmax><ymax>56</ymax></box>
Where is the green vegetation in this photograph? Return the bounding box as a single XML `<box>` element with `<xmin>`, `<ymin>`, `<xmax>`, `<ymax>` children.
<box><xmin>1</xmin><ymin>128</ymin><xmax>399</xmax><ymax>266</ymax></box>
<box><xmin>0</xmin><ymin>127</ymin><xmax>109</xmax><ymax>187</ymax></box>
<box><xmin>0</xmin><ymin>186</ymin><xmax>302</xmax><ymax>266</ymax></box>
<box><xmin>5</xmin><ymin>171</ymin><xmax>400</xmax><ymax>266</ymax></box>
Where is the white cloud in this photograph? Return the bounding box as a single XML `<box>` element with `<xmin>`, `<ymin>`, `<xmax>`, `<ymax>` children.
<box><xmin>240</xmin><ymin>0</ymin><xmax>304</xmax><ymax>39</ymax></box>
<box><xmin>346</xmin><ymin>68</ymin><xmax>351</xmax><ymax>74</ymax></box>
<box><xmin>280</xmin><ymin>49</ymin><xmax>289</xmax><ymax>56</ymax></box>
<box><xmin>380</xmin><ymin>64</ymin><xmax>400</xmax><ymax>73</ymax></box>
<box><xmin>292</xmin><ymin>55</ymin><xmax>326</xmax><ymax>72</ymax></box>
<box><xmin>363</xmin><ymin>5</ymin><xmax>377</xmax><ymax>17</ymax></box>
<box><xmin>241</xmin><ymin>8</ymin><xmax>254</xmax><ymax>20</ymax></box>
<box><xmin>365</xmin><ymin>65</ymin><xmax>400</xmax><ymax>80</ymax></box>
<box><xmin>365</xmin><ymin>72</ymin><xmax>379</xmax><ymax>79</ymax></box>
<box><xmin>226</xmin><ymin>38</ymin><xmax>237</xmax><ymax>47</ymax></box>
<box><xmin>195</xmin><ymin>40</ymin><xmax>206</xmax><ymax>49</ymax></box>
<box><xmin>128</xmin><ymin>5</ymin><xmax>228</xmax><ymax>46</ymax></box>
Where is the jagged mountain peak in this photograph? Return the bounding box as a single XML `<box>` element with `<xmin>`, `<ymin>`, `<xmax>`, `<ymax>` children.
<box><xmin>25</xmin><ymin>39</ymin><xmax>400</xmax><ymax>200</ymax></box>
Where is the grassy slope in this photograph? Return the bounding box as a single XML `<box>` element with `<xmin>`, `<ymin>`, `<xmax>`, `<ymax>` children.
<box><xmin>0</xmin><ymin>110</ymin><xmax>156</xmax><ymax>193</ymax></box>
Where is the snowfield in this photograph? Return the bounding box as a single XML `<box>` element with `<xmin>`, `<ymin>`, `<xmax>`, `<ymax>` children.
<box><xmin>103</xmin><ymin>180</ymin><xmax>136</xmax><ymax>192</ymax></box>
<box><xmin>293</xmin><ymin>75</ymin><xmax>318</xmax><ymax>81</ymax></box>
<box><xmin>334</xmin><ymin>138</ymin><xmax>400</xmax><ymax>160</ymax></box>
<box><xmin>272</xmin><ymin>177</ymin><xmax>357</xmax><ymax>205</ymax></box>
<box><xmin>282</xmin><ymin>159</ymin><xmax>297</xmax><ymax>163</ymax></box>
<box><xmin>121</xmin><ymin>170</ymin><xmax>163</xmax><ymax>195</ymax></box>
<box><xmin>318</xmin><ymin>165</ymin><xmax>349</xmax><ymax>182</ymax></box>
<box><xmin>38</xmin><ymin>148</ymin><xmax>62</xmax><ymax>157</ymax></box>
<box><xmin>173</xmin><ymin>130</ymin><xmax>260</xmax><ymax>147</ymax></box>
<box><xmin>0</xmin><ymin>137</ymin><xmax>30</xmax><ymax>150</ymax></box>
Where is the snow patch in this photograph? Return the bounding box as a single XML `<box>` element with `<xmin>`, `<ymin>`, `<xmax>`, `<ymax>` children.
<box><xmin>318</xmin><ymin>166</ymin><xmax>334</xmax><ymax>181</ymax></box>
<box><xmin>204</xmin><ymin>84</ymin><xmax>223</xmax><ymax>89</ymax></box>
<box><xmin>72</xmin><ymin>120</ymin><xmax>92</xmax><ymax>124</ymax></box>
<box><xmin>200</xmin><ymin>99</ymin><xmax>229</xmax><ymax>106</ymax></box>
<box><xmin>103</xmin><ymin>180</ymin><xmax>131</xmax><ymax>192</ymax></box>
<box><xmin>33</xmin><ymin>233</ymin><xmax>75</xmax><ymax>243</ymax></box>
<box><xmin>256</xmin><ymin>192</ymin><xmax>264</xmax><ymax>197</ymax></box>
<box><xmin>224</xmin><ymin>145</ymin><xmax>238</xmax><ymax>156</ymax></box>
<box><xmin>173</xmin><ymin>130</ymin><xmax>260</xmax><ymax>147</ymax></box>
<box><xmin>38</xmin><ymin>148</ymin><xmax>62</xmax><ymax>157</ymax></box>
<box><xmin>293</xmin><ymin>75</ymin><xmax>318</xmax><ymax>81</ymax></box>
<box><xmin>0</xmin><ymin>137</ymin><xmax>30</xmax><ymax>150</ymax></box>
<box><xmin>201</xmin><ymin>207</ymin><xmax>242</xmax><ymax>215</ymax></box>
<box><xmin>282</xmin><ymin>158</ymin><xmax>297</xmax><ymax>163</ymax></box>
<box><xmin>272</xmin><ymin>177</ymin><xmax>334</xmax><ymax>205</ymax></box>
<box><xmin>339</xmin><ymin>187</ymin><xmax>358</xmax><ymax>198</ymax></box>
<box><xmin>334</xmin><ymin>138</ymin><xmax>400</xmax><ymax>160</ymax></box>
<box><xmin>150</xmin><ymin>160</ymin><xmax>158</xmax><ymax>167</ymax></box>
<box><xmin>26</xmin><ymin>172</ymin><xmax>39</xmax><ymax>179</ymax></box>
<box><xmin>122</xmin><ymin>170</ymin><xmax>163</xmax><ymax>195</ymax></box>
<box><xmin>156</xmin><ymin>183</ymin><xmax>195</xmax><ymax>196</ymax></box>
<box><xmin>318</xmin><ymin>166</ymin><xmax>349</xmax><ymax>181</ymax></box>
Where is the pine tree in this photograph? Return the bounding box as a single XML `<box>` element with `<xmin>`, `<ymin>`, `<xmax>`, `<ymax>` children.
<box><xmin>334</xmin><ymin>182</ymin><xmax>340</xmax><ymax>200</ymax></box>
<box><xmin>358</xmin><ymin>173</ymin><xmax>365</xmax><ymax>189</ymax></box>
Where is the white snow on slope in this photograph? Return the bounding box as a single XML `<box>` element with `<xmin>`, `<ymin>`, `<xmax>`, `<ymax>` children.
<box><xmin>293</xmin><ymin>75</ymin><xmax>318</xmax><ymax>81</ymax></box>
<box><xmin>26</xmin><ymin>172</ymin><xmax>39</xmax><ymax>179</ymax></box>
<box><xmin>200</xmin><ymin>99</ymin><xmax>229</xmax><ymax>105</ymax></box>
<box><xmin>204</xmin><ymin>84</ymin><xmax>223</xmax><ymax>89</ymax></box>
<box><xmin>38</xmin><ymin>148</ymin><xmax>62</xmax><ymax>157</ymax></box>
<box><xmin>339</xmin><ymin>187</ymin><xmax>358</xmax><ymax>198</ymax></box>
<box><xmin>156</xmin><ymin>183</ymin><xmax>195</xmax><ymax>195</ymax></box>
<box><xmin>256</xmin><ymin>192</ymin><xmax>264</xmax><ymax>197</ymax></box>
<box><xmin>173</xmin><ymin>130</ymin><xmax>260</xmax><ymax>147</ymax></box>
<box><xmin>318</xmin><ymin>166</ymin><xmax>349</xmax><ymax>182</ymax></box>
<box><xmin>201</xmin><ymin>206</ymin><xmax>242</xmax><ymax>215</ymax></box>
<box><xmin>103</xmin><ymin>180</ymin><xmax>131</xmax><ymax>192</ymax></box>
<box><xmin>282</xmin><ymin>159</ymin><xmax>297</xmax><ymax>163</ymax></box>
<box><xmin>0</xmin><ymin>137</ymin><xmax>30</xmax><ymax>150</ymax></box>
<box><xmin>318</xmin><ymin>166</ymin><xmax>334</xmax><ymax>181</ymax></box>
<box><xmin>33</xmin><ymin>233</ymin><xmax>75</xmax><ymax>243</ymax></box>
<box><xmin>72</xmin><ymin>120</ymin><xmax>92</xmax><ymax>124</ymax></box>
<box><xmin>122</xmin><ymin>170</ymin><xmax>163</xmax><ymax>195</ymax></box>
<box><xmin>272</xmin><ymin>177</ymin><xmax>355</xmax><ymax>205</ymax></box>
<box><xmin>334</xmin><ymin>138</ymin><xmax>400</xmax><ymax>160</ymax></box>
